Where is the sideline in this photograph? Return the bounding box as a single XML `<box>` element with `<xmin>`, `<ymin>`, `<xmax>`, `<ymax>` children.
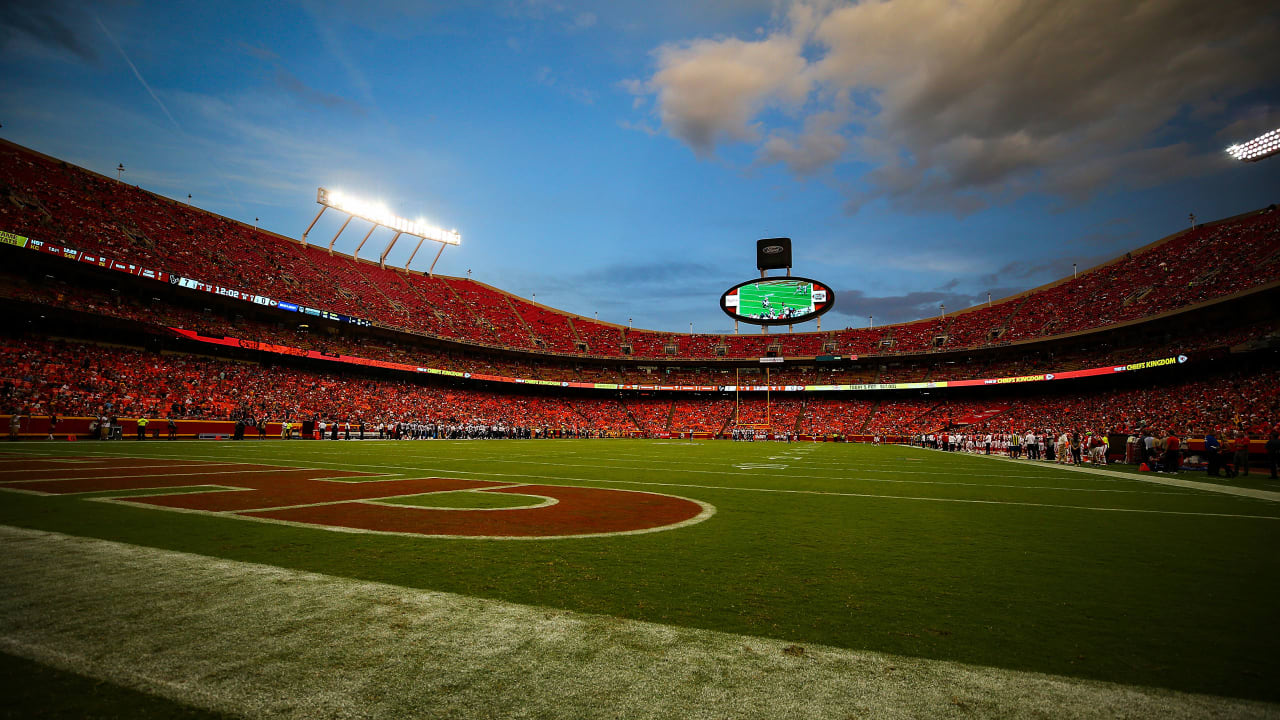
<box><xmin>905</xmin><ymin>445</ymin><xmax>1280</xmax><ymax>502</ymax></box>
<box><xmin>2</xmin><ymin>525</ymin><xmax>1275</xmax><ymax>720</ymax></box>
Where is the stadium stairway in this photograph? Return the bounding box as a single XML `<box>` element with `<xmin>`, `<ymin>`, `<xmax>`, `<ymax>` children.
<box><xmin>715</xmin><ymin>408</ymin><xmax>736</xmax><ymax>438</ymax></box>
<box><xmin>565</xmin><ymin>317</ymin><xmax>584</xmax><ymax>347</ymax></box>
<box><xmin>622</xmin><ymin>404</ymin><xmax>643</xmax><ymax>434</ymax></box>
<box><xmin>502</xmin><ymin>295</ymin><xmax>538</xmax><ymax>346</ymax></box>
<box><xmin>859</xmin><ymin>401</ymin><xmax>881</xmax><ymax>433</ymax></box>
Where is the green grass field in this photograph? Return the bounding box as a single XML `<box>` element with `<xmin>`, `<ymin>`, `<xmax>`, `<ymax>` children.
<box><xmin>2</xmin><ymin>439</ymin><xmax>1278</xmax><ymax>718</ymax></box>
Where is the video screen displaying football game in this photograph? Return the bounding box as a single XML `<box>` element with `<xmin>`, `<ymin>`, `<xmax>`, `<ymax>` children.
<box><xmin>726</xmin><ymin>279</ymin><xmax>827</xmax><ymax>321</ymax></box>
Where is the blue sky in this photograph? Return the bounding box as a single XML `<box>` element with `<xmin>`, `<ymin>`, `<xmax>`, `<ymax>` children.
<box><xmin>2</xmin><ymin>0</ymin><xmax>1277</xmax><ymax>333</ymax></box>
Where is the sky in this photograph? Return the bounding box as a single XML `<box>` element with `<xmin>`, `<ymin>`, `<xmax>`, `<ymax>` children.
<box><xmin>1</xmin><ymin>0</ymin><xmax>1278</xmax><ymax>334</ymax></box>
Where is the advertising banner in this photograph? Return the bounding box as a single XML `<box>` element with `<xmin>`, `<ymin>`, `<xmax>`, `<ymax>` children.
<box><xmin>16</xmin><ymin>236</ymin><xmax>378</xmax><ymax>330</ymax></box>
<box><xmin>166</xmin><ymin>326</ymin><xmax>1189</xmax><ymax>395</ymax></box>
<box><xmin>0</xmin><ymin>230</ymin><xmax>29</xmax><ymax>248</ymax></box>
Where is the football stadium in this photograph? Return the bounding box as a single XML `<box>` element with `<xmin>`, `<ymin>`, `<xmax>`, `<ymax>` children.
<box><xmin>2</xmin><ymin>2</ymin><xmax>1280</xmax><ymax>718</ymax></box>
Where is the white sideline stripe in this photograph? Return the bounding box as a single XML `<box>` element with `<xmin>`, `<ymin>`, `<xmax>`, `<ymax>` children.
<box><xmin>1</xmin><ymin>525</ymin><xmax>1274</xmax><ymax>720</ymax></box>
<box><xmin>18</xmin><ymin>442</ymin><xmax>1163</xmax><ymax>483</ymax></box>
<box><xmin>10</xmin><ymin>451</ymin><xmax>1277</xmax><ymax>520</ymax></box>
<box><xmin>910</xmin><ymin>446</ymin><xmax>1280</xmax><ymax>502</ymax></box>
<box><xmin>0</xmin><ymin>442</ymin><xmax>1200</xmax><ymax>489</ymax></box>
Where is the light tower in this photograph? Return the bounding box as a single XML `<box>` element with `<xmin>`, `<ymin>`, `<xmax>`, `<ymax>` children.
<box><xmin>1226</xmin><ymin>128</ymin><xmax>1280</xmax><ymax>162</ymax></box>
<box><xmin>300</xmin><ymin>188</ymin><xmax>461</xmax><ymax>274</ymax></box>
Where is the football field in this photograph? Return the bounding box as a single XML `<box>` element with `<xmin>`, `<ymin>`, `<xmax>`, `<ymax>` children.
<box><xmin>1</xmin><ymin>439</ymin><xmax>1278</xmax><ymax>719</ymax></box>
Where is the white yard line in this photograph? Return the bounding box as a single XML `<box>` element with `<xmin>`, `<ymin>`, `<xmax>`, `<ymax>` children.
<box><xmin>1</xmin><ymin>525</ymin><xmax>1274</xmax><ymax>720</ymax></box>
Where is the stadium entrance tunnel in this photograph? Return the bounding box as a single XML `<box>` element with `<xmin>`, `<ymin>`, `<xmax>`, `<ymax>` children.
<box><xmin>0</xmin><ymin>457</ymin><xmax>714</xmax><ymax>539</ymax></box>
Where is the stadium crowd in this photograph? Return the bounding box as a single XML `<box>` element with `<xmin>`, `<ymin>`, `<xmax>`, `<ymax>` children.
<box><xmin>3</xmin><ymin>140</ymin><xmax>1278</xmax><ymax>362</ymax></box>
<box><xmin>4</xmin><ymin>336</ymin><xmax>1276</xmax><ymax>444</ymax></box>
<box><xmin>6</xmin><ymin>266</ymin><xmax>1273</xmax><ymax>395</ymax></box>
<box><xmin>0</xmin><ymin>337</ymin><xmax>630</xmax><ymax>436</ymax></box>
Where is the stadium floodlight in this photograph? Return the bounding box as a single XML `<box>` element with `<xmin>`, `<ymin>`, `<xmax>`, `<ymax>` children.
<box><xmin>322</xmin><ymin>189</ymin><xmax>460</xmax><ymax>245</ymax></box>
<box><xmin>300</xmin><ymin>187</ymin><xmax>461</xmax><ymax>274</ymax></box>
<box><xmin>1226</xmin><ymin>128</ymin><xmax>1280</xmax><ymax>162</ymax></box>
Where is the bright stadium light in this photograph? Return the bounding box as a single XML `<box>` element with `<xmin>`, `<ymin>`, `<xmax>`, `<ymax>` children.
<box><xmin>1226</xmin><ymin>128</ymin><xmax>1280</xmax><ymax>162</ymax></box>
<box><xmin>319</xmin><ymin>188</ymin><xmax>460</xmax><ymax>245</ymax></box>
<box><xmin>300</xmin><ymin>187</ymin><xmax>462</xmax><ymax>274</ymax></box>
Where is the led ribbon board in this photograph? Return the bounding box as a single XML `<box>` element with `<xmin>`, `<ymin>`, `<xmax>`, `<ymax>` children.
<box><xmin>720</xmin><ymin>277</ymin><xmax>834</xmax><ymax>326</ymax></box>
<box><xmin>166</xmin><ymin>327</ymin><xmax>1190</xmax><ymax>394</ymax></box>
<box><xmin>16</xmin><ymin>237</ymin><xmax>375</xmax><ymax>328</ymax></box>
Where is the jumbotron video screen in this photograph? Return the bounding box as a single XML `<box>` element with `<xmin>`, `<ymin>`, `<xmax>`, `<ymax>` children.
<box><xmin>721</xmin><ymin>277</ymin><xmax>833</xmax><ymax>325</ymax></box>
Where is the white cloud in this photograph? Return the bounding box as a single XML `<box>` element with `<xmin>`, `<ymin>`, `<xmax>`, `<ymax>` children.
<box><xmin>759</xmin><ymin>108</ymin><xmax>849</xmax><ymax>175</ymax></box>
<box><xmin>632</xmin><ymin>0</ymin><xmax>1280</xmax><ymax>213</ymax></box>
<box><xmin>638</xmin><ymin>33</ymin><xmax>812</xmax><ymax>155</ymax></box>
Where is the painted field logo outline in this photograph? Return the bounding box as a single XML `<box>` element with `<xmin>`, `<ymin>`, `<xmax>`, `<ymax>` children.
<box><xmin>0</xmin><ymin>457</ymin><xmax>714</xmax><ymax>540</ymax></box>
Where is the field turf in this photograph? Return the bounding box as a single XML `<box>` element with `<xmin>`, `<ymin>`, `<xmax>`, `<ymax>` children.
<box><xmin>1</xmin><ymin>439</ymin><xmax>1278</xmax><ymax>717</ymax></box>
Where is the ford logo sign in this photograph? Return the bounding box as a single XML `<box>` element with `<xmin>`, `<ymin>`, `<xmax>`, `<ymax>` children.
<box><xmin>761</xmin><ymin>245</ymin><xmax>785</xmax><ymax>254</ymax></box>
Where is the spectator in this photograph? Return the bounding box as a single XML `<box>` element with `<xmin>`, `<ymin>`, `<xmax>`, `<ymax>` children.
<box><xmin>1267</xmin><ymin>432</ymin><xmax>1280</xmax><ymax>480</ymax></box>
<box><xmin>1204</xmin><ymin>431</ymin><xmax>1221</xmax><ymax>476</ymax></box>
<box><xmin>1163</xmin><ymin>430</ymin><xmax>1182</xmax><ymax>473</ymax></box>
<box><xmin>1232</xmin><ymin>432</ymin><xmax>1251</xmax><ymax>477</ymax></box>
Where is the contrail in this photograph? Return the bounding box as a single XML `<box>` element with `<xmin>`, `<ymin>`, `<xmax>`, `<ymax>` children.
<box><xmin>94</xmin><ymin>15</ymin><xmax>182</xmax><ymax>132</ymax></box>
<box><xmin>92</xmin><ymin>14</ymin><xmax>248</xmax><ymax>214</ymax></box>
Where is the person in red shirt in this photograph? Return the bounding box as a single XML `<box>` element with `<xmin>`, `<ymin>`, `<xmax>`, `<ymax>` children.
<box><xmin>1162</xmin><ymin>431</ymin><xmax>1181</xmax><ymax>473</ymax></box>
<box><xmin>1232</xmin><ymin>432</ymin><xmax>1251</xmax><ymax>477</ymax></box>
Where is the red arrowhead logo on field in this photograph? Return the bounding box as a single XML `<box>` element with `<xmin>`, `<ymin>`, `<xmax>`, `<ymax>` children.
<box><xmin>0</xmin><ymin>457</ymin><xmax>713</xmax><ymax>539</ymax></box>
